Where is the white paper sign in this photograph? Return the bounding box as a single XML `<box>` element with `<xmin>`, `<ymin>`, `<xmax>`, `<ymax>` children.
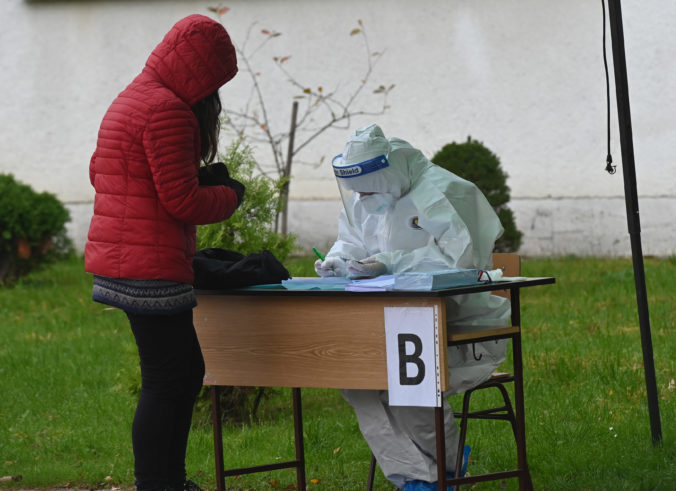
<box><xmin>384</xmin><ymin>306</ymin><xmax>441</xmax><ymax>407</ymax></box>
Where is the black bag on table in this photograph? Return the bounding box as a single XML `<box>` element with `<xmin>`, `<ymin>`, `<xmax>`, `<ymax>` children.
<box><xmin>193</xmin><ymin>248</ymin><xmax>290</xmax><ymax>290</ymax></box>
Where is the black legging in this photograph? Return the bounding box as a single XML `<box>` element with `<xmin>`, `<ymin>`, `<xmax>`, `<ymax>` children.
<box><xmin>126</xmin><ymin>309</ymin><xmax>205</xmax><ymax>491</ymax></box>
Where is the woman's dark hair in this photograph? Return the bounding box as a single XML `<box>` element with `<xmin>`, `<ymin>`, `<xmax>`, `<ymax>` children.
<box><xmin>192</xmin><ymin>90</ymin><xmax>222</xmax><ymax>163</ymax></box>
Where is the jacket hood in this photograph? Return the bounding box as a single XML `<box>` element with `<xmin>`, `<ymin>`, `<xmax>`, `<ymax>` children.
<box><xmin>145</xmin><ymin>14</ymin><xmax>238</xmax><ymax>106</ymax></box>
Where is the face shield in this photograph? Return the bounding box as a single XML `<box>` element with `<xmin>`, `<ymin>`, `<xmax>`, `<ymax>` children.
<box><xmin>332</xmin><ymin>153</ymin><xmax>390</xmax><ymax>226</ymax></box>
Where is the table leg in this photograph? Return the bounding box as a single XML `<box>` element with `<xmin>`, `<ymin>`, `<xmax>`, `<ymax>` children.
<box><xmin>511</xmin><ymin>290</ymin><xmax>533</xmax><ymax>491</ymax></box>
<box><xmin>292</xmin><ymin>388</ymin><xmax>306</xmax><ymax>490</ymax></box>
<box><xmin>210</xmin><ymin>386</ymin><xmax>225</xmax><ymax>491</ymax></box>
<box><xmin>513</xmin><ymin>333</ymin><xmax>533</xmax><ymax>491</ymax></box>
<box><xmin>435</xmin><ymin>406</ymin><xmax>446</xmax><ymax>491</ymax></box>
<box><xmin>367</xmin><ymin>453</ymin><xmax>377</xmax><ymax>491</ymax></box>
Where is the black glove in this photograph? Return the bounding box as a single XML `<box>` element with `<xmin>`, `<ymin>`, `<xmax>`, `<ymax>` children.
<box><xmin>198</xmin><ymin>163</ymin><xmax>245</xmax><ymax>207</ymax></box>
<box><xmin>224</xmin><ymin>177</ymin><xmax>245</xmax><ymax>207</ymax></box>
<box><xmin>198</xmin><ymin>162</ymin><xmax>230</xmax><ymax>186</ymax></box>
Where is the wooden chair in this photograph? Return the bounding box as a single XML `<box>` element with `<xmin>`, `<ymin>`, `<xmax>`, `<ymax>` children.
<box><xmin>367</xmin><ymin>253</ymin><xmax>533</xmax><ymax>490</ymax></box>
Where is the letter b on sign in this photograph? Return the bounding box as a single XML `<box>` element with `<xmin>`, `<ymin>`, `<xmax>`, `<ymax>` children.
<box><xmin>398</xmin><ymin>333</ymin><xmax>425</xmax><ymax>385</ymax></box>
<box><xmin>384</xmin><ymin>306</ymin><xmax>440</xmax><ymax>407</ymax></box>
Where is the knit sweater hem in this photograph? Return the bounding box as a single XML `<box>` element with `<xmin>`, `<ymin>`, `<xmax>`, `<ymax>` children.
<box><xmin>92</xmin><ymin>275</ymin><xmax>196</xmax><ymax>315</ymax></box>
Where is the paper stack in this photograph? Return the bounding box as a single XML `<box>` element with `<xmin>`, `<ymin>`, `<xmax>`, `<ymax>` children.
<box><xmin>344</xmin><ymin>269</ymin><xmax>480</xmax><ymax>292</ymax></box>
<box><xmin>344</xmin><ymin>275</ymin><xmax>395</xmax><ymax>292</ymax></box>
<box><xmin>393</xmin><ymin>269</ymin><xmax>479</xmax><ymax>291</ymax></box>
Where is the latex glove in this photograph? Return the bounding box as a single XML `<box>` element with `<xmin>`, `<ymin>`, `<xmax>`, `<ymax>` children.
<box><xmin>346</xmin><ymin>258</ymin><xmax>387</xmax><ymax>279</ymax></box>
<box><xmin>314</xmin><ymin>257</ymin><xmax>347</xmax><ymax>277</ymax></box>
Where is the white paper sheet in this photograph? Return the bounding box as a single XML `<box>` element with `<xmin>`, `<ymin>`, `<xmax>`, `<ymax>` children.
<box><xmin>344</xmin><ymin>275</ymin><xmax>394</xmax><ymax>292</ymax></box>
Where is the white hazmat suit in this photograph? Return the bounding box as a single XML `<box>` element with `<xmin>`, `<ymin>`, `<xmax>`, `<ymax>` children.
<box><xmin>317</xmin><ymin>124</ymin><xmax>510</xmax><ymax>489</ymax></box>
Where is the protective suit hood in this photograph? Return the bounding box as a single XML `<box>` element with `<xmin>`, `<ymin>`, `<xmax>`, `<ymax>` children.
<box><xmin>332</xmin><ymin>124</ymin><xmax>431</xmax><ymax>199</ymax></box>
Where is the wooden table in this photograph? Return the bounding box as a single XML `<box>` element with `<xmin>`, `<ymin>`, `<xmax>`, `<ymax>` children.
<box><xmin>194</xmin><ymin>277</ymin><xmax>554</xmax><ymax>490</ymax></box>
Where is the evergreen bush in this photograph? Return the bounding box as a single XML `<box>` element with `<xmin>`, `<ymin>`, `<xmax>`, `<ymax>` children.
<box><xmin>0</xmin><ymin>174</ymin><xmax>72</xmax><ymax>285</ymax></box>
<box><xmin>196</xmin><ymin>141</ymin><xmax>296</xmax><ymax>424</ymax></box>
<box><xmin>196</xmin><ymin>140</ymin><xmax>296</xmax><ymax>261</ymax></box>
<box><xmin>431</xmin><ymin>137</ymin><xmax>522</xmax><ymax>252</ymax></box>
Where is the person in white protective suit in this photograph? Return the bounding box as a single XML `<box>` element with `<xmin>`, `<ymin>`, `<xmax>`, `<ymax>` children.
<box><xmin>314</xmin><ymin>124</ymin><xmax>510</xmax><ymax>490</ymax></box>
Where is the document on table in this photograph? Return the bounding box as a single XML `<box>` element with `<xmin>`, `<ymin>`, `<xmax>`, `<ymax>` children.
<box><xmin>345</xmin><ymin>269</ymin><xmax>481</xmax><ymax>292</ymax></box>
<box><xmin>280</xmin><ymin>269</ymin><xmax>505</xmax><ymax>292</ymax></box>
<box><xmin>281</xmin><ymin>277</ymin><xmax>351</xmax><ymax>290</ymax></box>
<box><xmin>394</xmin><ymin>268</ymin><xmax>479</xmax><ymax>290</ymax></box>
<box><xmin>344</xmin><ymin>275</ymin><xmax>395</xmax><ymax>292</ymax></box>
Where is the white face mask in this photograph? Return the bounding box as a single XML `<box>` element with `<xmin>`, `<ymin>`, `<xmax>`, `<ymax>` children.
<box><xmin>359</xmin><ymin>193</ymin><xmax>395</xmax><ymax>215</ymax></box>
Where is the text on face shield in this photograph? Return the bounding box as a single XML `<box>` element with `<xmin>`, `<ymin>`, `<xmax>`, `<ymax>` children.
<box><xmin>333</xmin><ymin>155</ymin><xmax>389</xmax><ymax>178</ymax></box>
<box><xmin>334</xmin><ymin>165</ymin><xmax>363</xmax><ymax>177</ymax></box>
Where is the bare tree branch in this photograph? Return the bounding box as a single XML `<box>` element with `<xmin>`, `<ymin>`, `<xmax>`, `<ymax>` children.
<box><xmin>211</xmin><ymin>7</ymin><xmax>392</xmax><ymax>233</ymax></box>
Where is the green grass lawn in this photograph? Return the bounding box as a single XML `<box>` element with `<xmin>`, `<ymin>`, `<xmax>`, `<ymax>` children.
<box><xmin>1</xmin><ymin>255</ymin><xmax>674</xmax><ymax>490</ymax></box>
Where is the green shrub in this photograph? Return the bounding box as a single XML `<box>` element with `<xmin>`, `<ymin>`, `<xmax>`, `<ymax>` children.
<box><xmin>193</xmin><ymin>385</ymin><xmax>280</xmax><ymax>427</ymax></box>
<box><xmin>0</xmin><ymin>174</ymin><xmax>72</xmax><ymax>285</ymax></box>
<box><xmin>195</xmin><ymin>141</ymin><xmax>296</xmax><ymax>425</ymax></box>
<box><xmin>431</xmin><ymin>137</ymin><xmax>523</xmax><ymax>252</ymax></box>
<box><xmin>197</xmin><ymin>140</ymin><xmax>297</xmax><ymax>261</ymax></box>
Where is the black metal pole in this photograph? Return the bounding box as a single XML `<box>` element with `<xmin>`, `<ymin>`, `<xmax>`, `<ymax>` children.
<box><xmin>607</xmin><ymin>0</ymin><xmax>662</xmax><ymax>445</ymax></box>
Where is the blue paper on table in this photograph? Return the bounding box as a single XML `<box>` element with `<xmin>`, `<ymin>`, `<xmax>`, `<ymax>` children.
<box><xmin>243</xmin><ymin>283</ymin><xmax>285</xmax><ymax>289</ymax></box>
<box><xmin>281</xmin><ymin>277</ymin><xmax>351</xmax><ymax>291</ymax></box>
<box><xmin>345</xmin><ymin>275</ymin><xmax>395</xmax><ymax>292</ymax></box>
<box><xmin>393</xmin><ymin>268</ymin><xmax>479</xmax><ymax>291</ymax></box>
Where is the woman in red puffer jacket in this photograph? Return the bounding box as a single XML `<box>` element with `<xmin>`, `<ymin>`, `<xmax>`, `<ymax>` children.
<box><xmin>85</xmin><ymin>14</ymin><xmax>243</xmax><ymax>491</ymax></box>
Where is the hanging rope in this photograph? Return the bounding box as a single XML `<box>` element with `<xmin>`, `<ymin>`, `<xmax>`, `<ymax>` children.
<box><xmin>602</xmin><ymin>0</ymin><xmax>616</xmax><ymax>174</ymax></box>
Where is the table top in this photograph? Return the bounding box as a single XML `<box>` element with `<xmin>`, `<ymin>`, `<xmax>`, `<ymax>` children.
<box><xmin>195</xmin><ymin>276</ymin><xmax>555</xmax><ymax>298</ymax></box>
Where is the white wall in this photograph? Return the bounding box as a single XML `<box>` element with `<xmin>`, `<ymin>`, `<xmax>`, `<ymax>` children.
<box><xmin>2</xmin><ymin>0</ymin><xmax>675</xmax><ymax>256</ymax></box>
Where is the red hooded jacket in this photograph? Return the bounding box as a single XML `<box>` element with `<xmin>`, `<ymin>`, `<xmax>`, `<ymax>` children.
<box><xmin>85</xmin><ymin>15</ymin><xmax>238</xmax><ymax>284</ymax></box>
